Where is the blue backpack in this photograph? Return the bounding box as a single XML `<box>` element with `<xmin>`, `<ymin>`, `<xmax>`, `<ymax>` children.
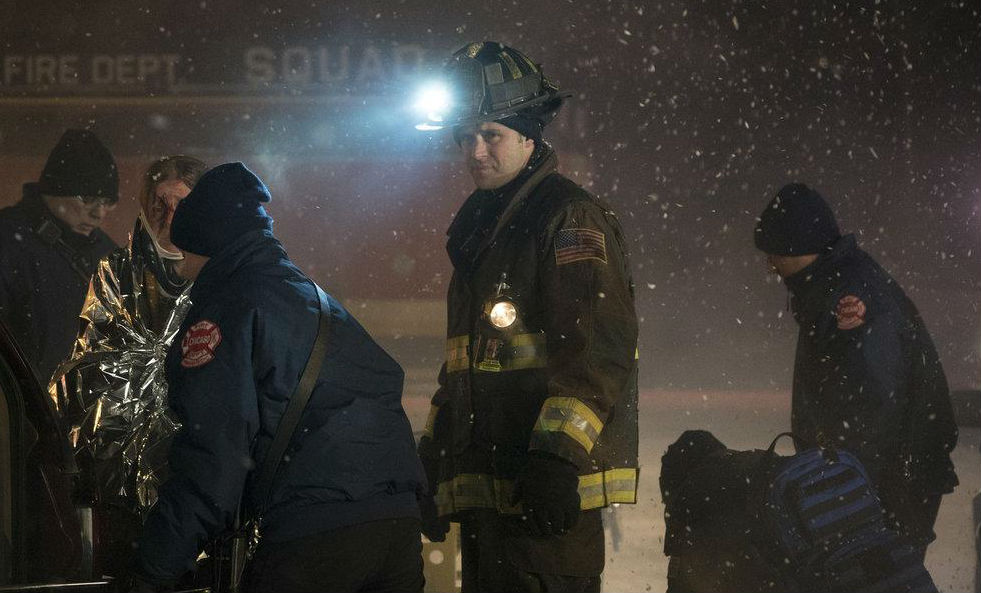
<box><xmin>754</xmin><ymin>433</ymin><xmax>938</xmax><ymax>593</ymax></box>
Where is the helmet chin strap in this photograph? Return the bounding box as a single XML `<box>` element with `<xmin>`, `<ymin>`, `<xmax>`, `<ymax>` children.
<box><xmin>138</xmin><ymin>211</ymin><xmax>184</xmax><ymax>261</ymax></box>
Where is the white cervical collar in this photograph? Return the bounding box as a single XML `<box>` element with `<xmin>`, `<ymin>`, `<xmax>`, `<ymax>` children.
<box><xmin>139</xmin><ymin>211</ymin><xmax>184</xmax><ymax>261</ymax></box>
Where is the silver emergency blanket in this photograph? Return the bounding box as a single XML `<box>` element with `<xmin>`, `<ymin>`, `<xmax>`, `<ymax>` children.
<box><xmin>49</xmin><ymin>241</ymin><xmax>191</xmax><ymax>515</ymax></box>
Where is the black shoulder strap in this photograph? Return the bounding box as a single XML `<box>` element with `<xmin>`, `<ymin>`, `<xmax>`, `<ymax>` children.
<box><xmin>34</xmin><ymin>218</ymin><xmax>95</xmax><ymax>282</ymax></box>
<box><xmin>253</xmin><ymin>285</ymin><xmax>332</xmax><ymax>512</ymax></box>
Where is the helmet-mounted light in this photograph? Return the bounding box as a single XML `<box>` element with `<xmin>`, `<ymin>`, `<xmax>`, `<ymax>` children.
<box><xmin>413</xmin><ymin>82</ymin><xmax>452</xmax><ymax>131</ymax></box>
<box><xmin>413</xmin><ymin>41</ymin><xmax>570</xmax><ymax>132</ymax></box>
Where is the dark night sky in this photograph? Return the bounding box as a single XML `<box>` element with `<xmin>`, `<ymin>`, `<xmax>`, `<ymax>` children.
<box><xmin>1</xmin><ymin>0</ymin><xmax>978</xmax><ymax>390</ymax></box>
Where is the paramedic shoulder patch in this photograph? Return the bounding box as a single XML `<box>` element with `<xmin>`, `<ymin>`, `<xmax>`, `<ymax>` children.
<box><xmin>181</xmin><ymin>320</ymin><xmax>222</xmax><ymax>368</ymax></box>
<box><xmin>835</xmin><ymin>295</ymin><xmax>867</xmax><ymax>330</ymax></box>
<box><xmin>554</xmin><ymin>228</ymin><xmax>607</xmax><ymax>266</ymax></box>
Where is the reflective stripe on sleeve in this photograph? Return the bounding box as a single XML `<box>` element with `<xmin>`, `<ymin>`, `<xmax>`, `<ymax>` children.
<box><xmin>533</xmin><ymin>396</ymin><xmax>604</xmax><ymax>453</ymax></box>
<box><xmin>577</xmin><ymin>467</ymin><xmax>639</xmax><ymax>508</ymax></box>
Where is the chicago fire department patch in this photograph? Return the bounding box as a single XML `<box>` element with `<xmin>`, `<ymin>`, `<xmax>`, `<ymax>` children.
<box><xmin>835</xmin><ymin>295</ymin><xmax>867</xmax><ymax>330</ymax></box>
<box><xmin>181</xmin><ymin>320</ymin><xmax>222</xmax><ymax>368</ymax></box>
<box><xmin>554</xmin><ymin>228</ymin><xmax>607</xmax><ymax>266</ymax></box>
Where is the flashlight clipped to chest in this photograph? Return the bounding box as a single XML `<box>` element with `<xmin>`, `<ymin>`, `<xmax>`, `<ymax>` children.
<box><xmin>473</xmin><ymin>272</ymin><xmax>539</xmax><ymax>373</ymax></box>
<box><xmin>488</xmin><ymin>283</ymin><xmax>517</xmax><ymax>330</ymax></box>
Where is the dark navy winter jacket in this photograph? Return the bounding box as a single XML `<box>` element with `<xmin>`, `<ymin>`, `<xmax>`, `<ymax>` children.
<box><xmin>786</xmin><ymin>234</ymin><xmax>958</xmax><ymax>501</ymax></box>
<box><xmin>137</xmin><ymin>229</ymin><xmax>424</xmax><ymax>583</ymax></box>
<box><xmin>0</xmin><ymin>185</ymin><xmax>116</xmax><ymax>383</ymax></box>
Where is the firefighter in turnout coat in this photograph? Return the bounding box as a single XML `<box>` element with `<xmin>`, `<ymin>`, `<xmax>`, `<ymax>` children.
<box><xmin>415</xmin><ymin>41</ymin><xmax>639</xmax><ymax>592</ymax></box>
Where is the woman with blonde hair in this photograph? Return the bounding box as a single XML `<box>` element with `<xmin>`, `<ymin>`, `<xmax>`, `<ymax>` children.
<box><xmin>50</xmin><ymin>155</ymin><xmax>207</xmax><ymax>583</ymax></box>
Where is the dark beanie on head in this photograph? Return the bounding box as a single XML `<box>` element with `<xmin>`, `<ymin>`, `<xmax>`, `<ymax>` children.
<box><xmin>452</xmin><ymin>112</ymin><xmax>544</xmax><ymax>146</ymax></box>
<box><xmin>170</xmin><ymin>162</ymin><xmax>273</xmax><ymax>257</ymax></box>
<box><xmin>754</xmin><ymin>183</ymin><xmax>841</xmax><ymax>255</ymax></box>
<box><xmin>498</xmin><ymin>113</ymin><xmax>543</xmax><ymax>143</ymax></box>
<box><xmin>38</xmin><ymin>129</ymin><xmax>119</xmax><ymax>200</ymax></box>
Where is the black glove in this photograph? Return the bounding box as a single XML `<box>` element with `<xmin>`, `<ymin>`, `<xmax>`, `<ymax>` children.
<box><xmin>418</xmin><ymin>439</ymin><xmax>450</xmax><ymax>542</ymax></box>
<box><xmin>419</xmin><ymin>493</ymin><xmax>450</xmax><ymax>542</ymax></box>
<box><xmin>511</xmin><ymin>451</ymin><xmax>581</xmax><ymax>537</ymax></box>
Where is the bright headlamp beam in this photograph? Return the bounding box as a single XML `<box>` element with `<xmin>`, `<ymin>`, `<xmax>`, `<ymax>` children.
<box><xmin>413</xmin><ymin>82</ymin><xmax>451</xmax><ymax>130</ymax></box>
<box><xmin>413</xmin><ymin>83</ymin><xmax>450</xmax><ymax>114</ymax></box>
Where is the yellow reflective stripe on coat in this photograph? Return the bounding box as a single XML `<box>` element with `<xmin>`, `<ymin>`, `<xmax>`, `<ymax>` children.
<box><xmin>503</xmin><ymin>332</ymin><xmax>547</xmax><ymax>371</ymax></box>
<box><xmin>475</xmin><ymin>332</ymin><xmax>547</xmax><ymax>373</ymax></box>
<box><xmin>445</xmin><ymin>333</ymin><xmax>547</xmax><ymax>373</ymax></box>
<box><xmin>434</xmin><ymin>468</ymin><xmax>639</xmax><ymax>516</ymax></box>
<box><xmin>533</xmin><ymin>396</ymin><xmax>604</xmax><ymax>453</ymax></box>
<box><xmin>445</xmin><ymin>335</ymin><xmax>469</xmax><ymax>373</ymax></box>
<box><xmin>434</xmin><ymin>473</ymin><xmax>521</xmax><ymax>515</ymax></box>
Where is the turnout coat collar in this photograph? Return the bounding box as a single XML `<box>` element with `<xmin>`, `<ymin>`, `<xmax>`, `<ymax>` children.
<box><xmin>446</xmin><ymin>145</ymin><xmax>558</xmax><ymax>274</ymax></box>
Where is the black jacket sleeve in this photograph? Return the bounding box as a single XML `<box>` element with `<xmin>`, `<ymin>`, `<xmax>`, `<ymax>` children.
<box><xmin>137</xmin><ymin>304</ymin><xmax>260</xmax><ymax>584</ymax></box>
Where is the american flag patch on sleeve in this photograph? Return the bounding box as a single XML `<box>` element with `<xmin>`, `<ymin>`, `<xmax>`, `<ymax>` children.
<box><xmin>554</xmin><ymin>228</ymin><xmax>607</xmax><ymax>266</ymax></box>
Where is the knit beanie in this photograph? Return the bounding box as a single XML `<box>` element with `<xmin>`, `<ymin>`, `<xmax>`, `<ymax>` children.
<box><xmin>498</xmin><ymin>113</ymin><xmax>543</xmax><ymax>143</ymax></box>
<box><xmin>452</xmin><ymin>111</ymin><xmax>544</xmax><ymax>146</ymax></box>
<box><xmin>37</xmin><ymin>129</ymin><xmax>119</xmax><ymax>200</ymax></box>
<box><xmin>754</xmin><ymin>183</ymin><xmax>841</xmax><ymax>255</ymax></box>
<box><xmin>170</xmin><ymin>162</ymin><xmax>273</xmax><ymax>257</ymax></box>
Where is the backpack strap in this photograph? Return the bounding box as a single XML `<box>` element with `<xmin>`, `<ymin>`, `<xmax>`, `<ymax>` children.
<box><xmin>768</xmin><ymin>432</ymin><xmax>843</xmax><ymax>465</ymax></box>
<box><xmin>253</xmin><ymin>285</ymin><xmax>332</xmax><ymax>512</ymax></box>
<box><xmin>765</xmin><ymin>432</ymin><xmax>809</xmax><ymax>456</ymax></box>
<box><xmin>752</xmin><ymin>432</ymin><xmax>817</xmax><ymax>508</ymax></box>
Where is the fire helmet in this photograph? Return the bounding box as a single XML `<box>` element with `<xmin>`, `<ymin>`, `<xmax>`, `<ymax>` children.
<box><xmin>415</xmin><ymin>41</ymin><xmax>570</xmax><ymax>131</ymax></box>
